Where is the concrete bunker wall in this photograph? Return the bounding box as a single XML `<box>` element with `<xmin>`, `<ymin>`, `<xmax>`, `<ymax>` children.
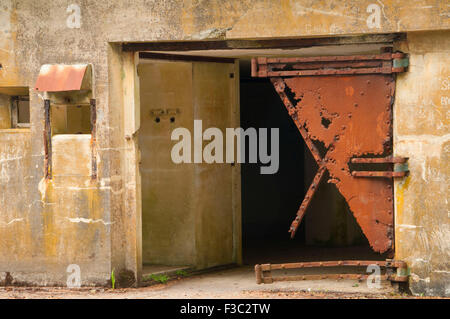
<box><xmin>0</xmin><ymin>0</ymin><xmax>447</xmax><ymax>295</ymax></box>
<box><xmin>393</xmin><ymin>31</ymin><xmax>450</xmax><ymax>296</ymax></box>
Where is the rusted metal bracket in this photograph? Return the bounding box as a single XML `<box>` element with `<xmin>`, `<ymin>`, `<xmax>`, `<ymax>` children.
<box><xmin>351</xmin><ymin>171</ymin><xmax>407</xmax><ymax>178</ymax></box>
<box><xmin>90</xmin><ymin>99</ymin><xmax>97</xmax><ymax>179</ymax></box>
<box><xmin>352</xmin><ymin>171</ymin><xmax>407</xmax><ymax>178</ymax></box>
<box><xmin>251</xmin><ymin>52</ymin><xmax>408</xmax><ymax>77</ymax></box>
<box><xmin>351</xmin><ymin>156</ymin><xmax>409</xmax><ymax>178</ymax></box>
<box><xmin>43</xmin><ymin>99</ymin><xmax>52</xmax><ymax>179</ymax></box>
<box><xmin>351</xmin><ymin>156</ymin><xmax>407</xmax><ymax>164</ymax></box>
<box><xmin>255</xmin><ymin>259</ymin><xmax>409</xmax><ymax>284</ymax></box>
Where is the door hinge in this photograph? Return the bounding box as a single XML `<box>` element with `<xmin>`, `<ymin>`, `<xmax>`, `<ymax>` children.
<box><xmin>350</xmin><ymin>156</ymin><xmax>409</xmax><ymax>178</ymax></box>
<box><xmin>251</xmin><ymin>50</ymin><xmax>409</xmax><ymax>77</ymax></box>
<box><xmin>393</xmin><ymin>57</ymin><xmax>409</xmax><ymax>69</ymax></box>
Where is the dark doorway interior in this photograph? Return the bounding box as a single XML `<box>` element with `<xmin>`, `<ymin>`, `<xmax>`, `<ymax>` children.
<box><xmin>240</xmin><ymin>60</ymin><xmax>306</xmax><ymax>264</ymax></box>
<box><xmin>239</xmin><ymin>59</ymin><xmax>386</xmax><ymax>265</ymax></box>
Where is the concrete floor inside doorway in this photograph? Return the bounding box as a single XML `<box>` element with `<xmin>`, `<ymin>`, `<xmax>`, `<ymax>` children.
<box><xmin>1</xmin><ymin>245</ymin><xmax>430</xmax><ymax>299</ymax></box>
<box><xmin>0</xmin><ymin>265</ymin><xmax>430</xmax><ymax>299</ymax></box>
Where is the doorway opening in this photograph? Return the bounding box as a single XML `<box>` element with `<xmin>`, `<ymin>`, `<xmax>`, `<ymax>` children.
<box><xmin>238</xmin><ymin>59</ymin><xmax>387</xmax><ymax>266</ymax></box>
<box><xmin>134</xmin><ymin>41</ymin><xmax>397</xmax><ymax>281</ymax></box>
<box><xmin>137</xmin><ymin>55</ymin><xmax>239</xmax><ymax>281</ymax></box>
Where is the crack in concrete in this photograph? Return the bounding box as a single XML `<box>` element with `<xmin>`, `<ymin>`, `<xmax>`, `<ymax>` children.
<box><xmin>0</xmin><ymin>218</ymin><xmax>24</xmax><ymax>226</ymax></box>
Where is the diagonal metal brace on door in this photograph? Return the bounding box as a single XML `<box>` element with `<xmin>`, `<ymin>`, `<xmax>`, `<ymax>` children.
<box><xmin>252</xmin><ymin>50</ymin><xmax>409</xmax><ymax>254</ymax></box>
<box><xmin>272</xmin><ymin>77</ymin><xmax>409</xmax><ymax>239</ymax></box>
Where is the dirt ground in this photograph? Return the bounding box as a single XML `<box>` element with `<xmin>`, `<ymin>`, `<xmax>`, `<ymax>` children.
<box><xmin>0</xmin><ymin>266</ymin><xmax>443</xmax><ymax>299</ymax></box>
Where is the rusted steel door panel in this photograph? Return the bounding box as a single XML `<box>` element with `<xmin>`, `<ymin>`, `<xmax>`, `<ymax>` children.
<box><xmin>278</xmin><ymin>74</ymin><xmax>396</xmax><ymax>253</ymax></box>
<box><xmin>251</xmin><ymin>51</ymin><xmax>411</xmax><ymax>255</ymax></box>
<box><xmin>251</xmin><ymin>53</ymin><xmax>410</xmax><ymax>254</ymax></box>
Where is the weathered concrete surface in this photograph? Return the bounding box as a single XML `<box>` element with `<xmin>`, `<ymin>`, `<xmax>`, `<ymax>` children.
<box><xmin>0</xmin><ymin>0</ymin><xmax>447</xmax><ymax>294</ymax></box>
<box><xmin>36</xmin><ymin>134</ymin><xmax>110</xmax><ymax>285</ymax></box>
<box><xmin>0</xmin><ymin>1</ymin><xmax>20</xmax><ymax>86</ymax></box>
<box><xmin>0</xmin><ymin>128</ymin><xmax>35</xmax><ymax>283</ymax></box>
<box><xmin>394</xmin><ymin>31</ymin><xmax>450</xmax><ymax>296</ymax></box>
<box><xmin>0</xmin><ymin>94</ymin><xmax>11</xmax><ymax>128</ymax></box>
<box><xmin>226</xmin><ymin>0</ymin><xmax>450</xmax><ymax>39</ymax></box>
<box><xmin>0</xmin><ymin>266</ymin><xmax>400</xmax><ymax>299</ymax></box>
<box><xmin>1</xmin><ymin>1</ymin><xmax>448</xmax><ymax>85</ymax></box>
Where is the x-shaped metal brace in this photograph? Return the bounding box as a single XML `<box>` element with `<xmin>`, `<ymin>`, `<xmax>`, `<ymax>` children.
<box><xmin>270</xmin><ymin>77</ymin><xmax>338</xmax><ymax>238</ymax></box>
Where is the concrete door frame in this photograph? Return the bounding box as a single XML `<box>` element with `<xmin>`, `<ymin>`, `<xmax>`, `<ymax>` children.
<box><xmin>113</xmin><ymin>35</ymin><xmax>401</xmax><ymax>285</ymax></box>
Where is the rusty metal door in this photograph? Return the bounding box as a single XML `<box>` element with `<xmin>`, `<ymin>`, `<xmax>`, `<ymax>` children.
<box><xmin>252</xmin><ymin>50</ymin><xmax>409</xmax><ymax>255</ymax></box>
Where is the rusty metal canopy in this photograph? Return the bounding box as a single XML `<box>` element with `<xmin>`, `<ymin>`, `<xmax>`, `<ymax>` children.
<box><xmin>35</xmin><ymin>64</ymin><xmax>91</xmax><ymax>92</ymax></box>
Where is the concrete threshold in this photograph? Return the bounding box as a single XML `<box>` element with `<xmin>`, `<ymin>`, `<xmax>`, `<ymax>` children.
<box><xmin>140</xmin><ymin>264</ymin><xmax>238</xmax><ymax>287</ymax></box>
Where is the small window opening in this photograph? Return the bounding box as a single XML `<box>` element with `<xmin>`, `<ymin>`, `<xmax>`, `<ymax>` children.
<box><xmin>11</xmin><ymin>95</ymin><xmax>30</xmax><ymax>128</ymax></box>
<box><xmin>50</xmin><ymin>100</ymin><xmax>91</xmax><ymax>135</ymax></box>
<box><xmin>0</xmin><ymin>89</ymin><xmax>30</xmax><ymax>129</ymax></box>
<box><xmin>43</xmin><ymin>98</ymin><xmax>96</xmax><ymax>180</ymax></box>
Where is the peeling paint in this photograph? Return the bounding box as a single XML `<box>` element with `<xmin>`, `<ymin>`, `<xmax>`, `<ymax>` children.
<box><xmin>0</xmin><ymin>218</ymin><xmax>24</xmax><ymax>226</ymax></box>
<box><xmin>38</xmin><ymin>177</ymin><xmax>47</xmax><ymax>202</ymax></box>
<box><xmin>66</xmin><ymin>217</ymin><xmax>112</xmax><ymax>225</ymax></box>
<box><xmin>398</xmin><ymin>224</ymin><xmax>424</xmax><ymax>229</ymax></box>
